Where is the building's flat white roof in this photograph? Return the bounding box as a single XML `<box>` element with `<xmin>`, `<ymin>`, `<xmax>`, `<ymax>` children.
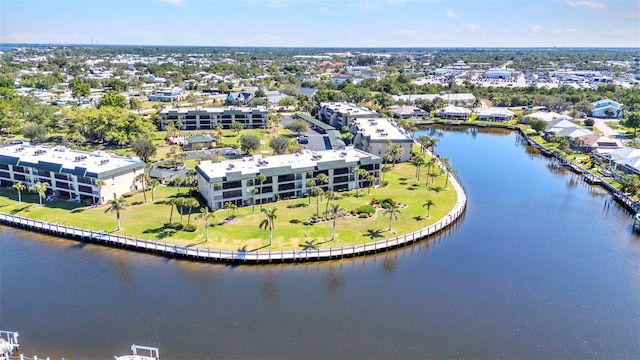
<box><xmin>161</xmin><ymin>106</ymin><xmax>267</xmax><ymax>114</ymax></box>
<box><xmin>351</xmin><ymin>117</ymin><xmax>413</xmax><ymax>142</ymax></box>
<box><xmin>391</xmin><ymin>93</ymin><xmax>475</xmax><ymax>103</ymax></box>
<box><xmin>478</xmin><ymin>107</ymin><xmax>515</xmax><ymax>116</ymax></box>
<box><xmin>0</xmin><ymin>143</ymin><xmax>143</xmax><ymax>175</ymax></box>
<box><xmin>197</xmin><ymin>148</ymin><xmax>378</xmax><ymax>179</ymax></box>
<box><xmin>320</xmin><ymin>102</ymin><xmax>378</xmax><ymax>116</ymax></box>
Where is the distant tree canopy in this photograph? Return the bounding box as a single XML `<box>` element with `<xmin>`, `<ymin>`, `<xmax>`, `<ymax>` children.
<box><xmin>100</xmin><ymin>90</ymin><xmax>128</xmax><ymax>108</ymax></box>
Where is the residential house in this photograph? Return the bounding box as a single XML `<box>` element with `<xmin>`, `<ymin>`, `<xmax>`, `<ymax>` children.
<box><xmin>391</xmin><ymin>105</ymin><xmax>429</xmax><ymax>119</ymax></box>
<box><xmin>148</xmin><ymin>88</ymin><xmax>186</xmax><ymax>102</ymax></box>
<box><xmin>226</xmin><ymin>91</ymin><xmax>254</xmax><ymax>105</ymax></box>
<box><xmin>435</xmin><ymin>105</ymin><xmax>471</xmax><ymax>120</ymax></box>
<box><xmin>591</xmin><ymin>99</ymin><xmax>622</xmax><ymax>118</ymax></box>
<box><xmin>477</xmin><ymin>107</ymin><xmax>515</xmax><ymax>121</ymax></box>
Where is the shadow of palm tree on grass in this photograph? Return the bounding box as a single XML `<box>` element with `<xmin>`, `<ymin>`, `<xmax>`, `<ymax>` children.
<box><xmin>142</xmin><ymin>226</ymin><xmax>177</xmax><ymax>239</ymax></box>
<box><xmin>364</xmin><ymin>229</ymin><xmax>384</xmax><ymax>240</ymax></box>
<box><xmin>299</xmin><ymin>239</ymin><xmax>319</xmax><ymax>250</ymax></box>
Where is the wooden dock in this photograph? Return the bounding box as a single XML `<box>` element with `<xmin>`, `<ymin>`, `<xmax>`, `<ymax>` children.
<box><xmin>0</xmin><ymin>172</ymin><xmax>467</xmax><ymax>264</ymax></box>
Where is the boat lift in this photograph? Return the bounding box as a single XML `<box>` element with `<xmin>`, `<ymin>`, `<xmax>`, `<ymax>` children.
<box><xmin>114</xmin><ymin>344</ymin><xmax>159</xmax><ymax>360</ymax></box>
<box><xmin>0</xmin><ymin>330</ymin><xmax>19</xmax><ymax>360</ymax></box>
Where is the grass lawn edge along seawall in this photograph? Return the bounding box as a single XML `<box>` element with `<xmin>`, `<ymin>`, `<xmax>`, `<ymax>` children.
<box><xmin>0</xmin><ymin>153</ymin><xmax>461</xmax><ymax>254</ymax></box>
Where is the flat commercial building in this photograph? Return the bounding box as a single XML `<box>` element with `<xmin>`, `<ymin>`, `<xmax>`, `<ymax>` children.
<box><xmin>391</xmin><ymin>92</ymin><xmax>476</xmax><ymax>107</ymax></box>
<box><xmin>196</xmin><ymin>148</ymin><xmax>381</xmax><ymax>210</ymax></box>
<box><xmin>0</xmin><ymin>143</ymin><xmax>144</xmax><ymax>204</ymax></box>
<box><xmin>350</xmin><ymin>118</ymin><xmax>414</xmax><ymax>163</ymax></box>
<box><xmin>318</xmin><ymin>102</ymin><xmax>378</xmax><ymax>128</ymax></box>
<box><xmin>159</xmin><ymin>106</ymin><xmax>268</xmax><ymax>130</ymax></box>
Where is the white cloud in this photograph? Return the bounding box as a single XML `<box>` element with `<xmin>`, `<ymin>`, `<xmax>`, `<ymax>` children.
<box><xmin>465</xmin><ymin>24</ymin><xmax>482</xmax><ymax>32</ymax></box>
<box><xmin>565</xmin><ymin>1</ymin><xmax>606</xmax><ymax>9</ymax></box>
<box><xmin>386</xmin><ymin>0</ymin><xmax>407</xmax><ymax>5</ymax></box>
<box><xmin>158</xmin><ymin>0</ymin><xmax>186</xmax><ymax>6</ymax></box>
<box><xmin>446</xmin><ymin>10</ymin><xmax>458</xmax><ymax>19</ymax></box>
<box><xmin>530</xmin><ymin>25</ymin><xmax>543</xmax><ymax>33</ymax></box>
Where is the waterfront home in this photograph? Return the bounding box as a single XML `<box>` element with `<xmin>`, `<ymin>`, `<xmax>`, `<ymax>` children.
<box><xmin>435</xmin><ymin>105</ymin><xmax>471</xmax><ymax>120</ymax></box>
<box><xmin>477</xmin><ymin>107</ymin><xmax>515</xmax><ymax>122</ymax></box>
<box><xmin>391</xmin><ymin>105</ymin><xmax>430</xmax><ymax>119</ymax></box>
<box><xmin>591</xmin><ymin>99</ymin><xmax>622</xmax><ymax>118</ymax></box>
<box><xmin>350</xmin><ymin>117</ymin><xmax>414</xmax><ymax>162</ymax></box>
<box><xmin>159</xmin><ymin>106</ymin><xmax>268</xmax><ymax>130</ymax></box>
<box><xmin>524</xmin><ymin>111</ymin><xmax>572</xmax><ymax>123</ymax></box>
<box><xmin>571</xmin><ymin>134</ymin><xmax>622</xmax><ymax>153</ymax></box>
<box><xmin>196</xmin><ymin>148</ymin><xmax>381</xmax><ymax>209</ymax></box>
<box><xmin>0</xmin><ymin>143</ymin><xmax>144</xmax><ymax>205</ymax></box>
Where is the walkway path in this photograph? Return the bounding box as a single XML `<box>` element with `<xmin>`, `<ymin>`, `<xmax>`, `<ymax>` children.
<box><xmin>592</xmin><ymin>118</ymin><xmax>622</xmax><ymax>138</ymax></box>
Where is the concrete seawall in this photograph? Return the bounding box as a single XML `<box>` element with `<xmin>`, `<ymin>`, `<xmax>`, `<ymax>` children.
<box><xmin>0</xmin><ymin>165</ymin><xmax>468</xmax><ymax>264</ymax></box>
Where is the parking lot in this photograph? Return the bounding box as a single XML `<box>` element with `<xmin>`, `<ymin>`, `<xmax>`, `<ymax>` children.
<box><xmin>281</xmin><ymin>115</ymin><xmax>331</xmax><ymax>152</ymax></box>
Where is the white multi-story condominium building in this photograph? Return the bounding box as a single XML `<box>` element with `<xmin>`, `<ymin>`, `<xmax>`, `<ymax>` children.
<box><xmin>350</xmin><ymin>118</ymin><xmax>414</xmax><ymax>163</ymax></box>
<box><xmin>159</xmin><ymin>106</ymin><xmax>268</xmax><ymax>130</ymax></box>
<box><xmin>318</xmin><ymin>102</ymin><xmax>378</xmax><ymax>128</ymax></box>
<box><xmin>196</xmin><ymin>148</ymin><xmax>382</xmax><ymax>210</ymax></box>
<box><xmin>0</xmin><ymin>143</ymin><xmax>145</xmax><ymax>205</ymax></box>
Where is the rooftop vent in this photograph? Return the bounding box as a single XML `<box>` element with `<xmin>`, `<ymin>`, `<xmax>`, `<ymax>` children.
<box><xmin>74</xmin><ymin>155</ymin><xmax>88</xmax><ymax>162</ymax></box>
<box><xmin>34</xmin><ymin>149</ymin><xmax>46</xmax><ymax>156</ymax></box>
<box><xmin>100</xmin><ymin>159</ymin><xmax>110</xmax><ymax>165</ymax></box>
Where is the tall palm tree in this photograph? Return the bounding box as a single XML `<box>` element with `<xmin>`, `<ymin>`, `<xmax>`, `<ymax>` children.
<box><xmin>305</xmin><ymin>179</ymin><xmax>316</xmax><ymax>205</ymax></box>
<box><xmin>136</xmin><ymin>173</ymin><xmax>149</xmax><ymax>203</ymax></box>
<box><xmin>186</xmin><ymin>198</ymin><xmax>199</xmax><ymax>225</ymax></box>
<box><xmin>259</xmin><ymin>207</ymin><xmax>278</xmax><ymax>246</ymax></box>
<box><xmin>29</xmin><ymin>181</ymin><xmax>49</xmax><ymax>206</ymax></box>
<box><xmin>417</xmin><ymin>135</ymin><xmax>431</xmax><ymax>153</ymax></box>
<box><xmin>354</xmin><ymin>168</ymin><xmax>369</xmax><ymax>196</ymax></box>
<box><xmin>250</xmin><ymin>188</ymin><xmax>258</xmax><ymax>213</ymax></box>
<box><xmin>105</xmin><ymin>194</ymin><xmax>128</xmax><ymax>231</ymax></box>
<box><xmin>425</xmin><ymin>158</ymin><xmax>436</xmax><ymax>185</ymax></box>
<box><xmin>429</xmin><ymin>137</ymin><xmax>440</xmax><ymax>155</ymax></box>
<box><xmin>313</xmin><ymin>187</ymin><xmax>324</xmax><ymax>218</ymax></box>
<box><xmin>167</xmin><ymin>198</ymin><xmax>177</xmax><ymax>223</ymax></box>
<box><xmin>329</xmin><ymin>203</ymin><xmax>346</xmax><ymax>241</ymax></box>
<box><xmin>316</xmin><ymin>173</ymin><xmax>329</xmax><ymax>191</ymax></box>
<box><xmin>324</xmin><ymin>189</ymin><xmax>334</xmax><ymax>219</ymax></box>
<box><xmin>366</xmin><ymin>174</ymin><xmax>375</xmax><ymax>194</ymax></box>
<box><xmin>386</xmin><ymin>143</ymin><xmax>403</xmax><ymax>167</ymax></box>
<box><xmin>174</xmin><ymin>177</ymin><xmax>185</xmax><ymax>194</ymax></box>
<box><xmin>197</xmin><ymin>207</ymin><xmax>216</xmax><ymax>242</ymax></box>
<box><xmin>176</xmin><ymin>198</ymin><xmax>186</xmax><ymax>223</ymax></box>
<box><xmin>148</xmin><ymin>179</ymin><xmax>159</xmax><ymax>202</ymax></box>
<box><xmin>423</xmin><ymin>199</ymin><xmax>435</xmax><ymax>217</ymax></box>
<box><xmin>12</xmin><ymin>181</ymin><xmax>26</xmax><ymax>203</ymax></box>
<box><xmin>382</xmin><ymin>202</ymin><xmax>402</xmax><ymax>232</ymax></box>
<box><xmin>410</xmin><ymin>154</ymin><xmax>425</xmax><ymax>181</ymax></box>
<box><xmin>257</xmin><ymin>174</ymin><xmax>267</xmax><ymax>211</ymax></box>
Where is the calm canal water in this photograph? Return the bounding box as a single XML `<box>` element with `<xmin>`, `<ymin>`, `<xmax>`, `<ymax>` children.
<box><xmin>1</xmin><ymin>128</ymin><xmax>639</xmax><ymax>359</ymax></box>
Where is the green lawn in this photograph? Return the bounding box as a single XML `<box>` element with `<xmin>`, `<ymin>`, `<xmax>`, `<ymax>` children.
<box><xmin>0</xmin><ymin>161</ymin><xmax>458</xmax><ymax>251</ymax></box>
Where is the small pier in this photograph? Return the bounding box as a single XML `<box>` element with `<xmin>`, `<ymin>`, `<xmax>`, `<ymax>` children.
<box><xmin>115</xmin><ymin>344</ymin><xmax>159</xmax><ymax>360</ymax></box>
<box><xmin>0</xmin><ymin>330</ymin><xmax>19</xmax><ymax>360</ymax></box>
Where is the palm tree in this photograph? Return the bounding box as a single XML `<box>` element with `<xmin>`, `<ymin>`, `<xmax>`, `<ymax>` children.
<box><xmin>95</xmin><ymin>179</ymin><xmax>106</xmax><ymax>203</ymax></box>
<box><xmin>12</xmin><ymin>182</ymin><xmax>26</xmax><ymax>203</ymax></box>
<box><xmin>250</xmin><ymin>188</ymin><xmax>258</xmax><ymax>213</ymax></box>
<box><xmin>324</xmin><ymin>190</ymin><xmax>334</xmax><ymax>219</ymax></box>
<box><xmin>329</xmin><ymin>203</ymin><xmax>346</xmax><ymax>241</ymax></box>
<box><xmin>186</xmin><ymin>198</ymin><xmax>199</xmax><ymax>225</ymax></box>
<box><xmin>316</xmin><ymin>173</ymin><xmax>329</xmax><ymax>191</ymax></box>
<box><xmin>136</xmin><ymin>173</ymin><xmax>149</xmax><ymax>203</ymax></box>
<box><xmin>176</xmin><ymin>198</ymin><xmax>186</xmax><ymax>223</ymax></box>
<box><xmin>167</xmin><ymin>198</ymin><xmax>177</xmax><ymax>223</ymax></box>
<box><xmin>355</xmin><ymin>168</ymin><xmax>369</xmax><ymax>196</ymax></box>
<box><xmin>148</xmin><ymin>179</ymin><xmax>159</xmax><ymax>202</ymax></box>
<box><xmin>305</xmin><ymin>179</ymin><xmax>316</xmax><ymax>205</ymax></box>
<box><xmin>423</xmin><ymin>199</ymin><xmax>435</xmax><ymax>217</ymax></box>
<box><xmin>410</xmin><ymin>154</ymin><xmax>425</xmax><ymax>181</ymax></box>
<box><xmin>173</xmin><ymin>177</ymin><xmax>185</xmax><ymax>194</ymax></box>
<box><xmin>425</xmin><ymin>158</ymin><xmax>436</xmax><ymax>185</ymax></box>
<box><xmin>257</xmin><ymin>174</ymin><xmax>267</xmax><ymax>211</ymax></box>
<box><xmin>197</xmin><ymin>207</ymin><xmax>216</xmax><ymax>242</ymax></box>
<box><xmin>429</xmin><ymin>137</ymin><xmax>440</xmax><ymax>155</ymax></box>
<box><xmin>105</xmin><ymin>195</ymin><xmax>128</xmax><ymax>231</ymax></box>
<box><xmin>259</xmin><ymin>207</ymin><xmax>278</xmax><ymax>246</ymax></box>
<box><xmin>386</xmin><ymin>143</ymin><xmax>403</xmax><ymax>167</ymax></box>
<box><xmin>417</xmin><ymin>135</ymin><xmax>431</xmax><ymax>153</ymax></box>
<box><xmin>313</xmin><ymin>187</ymin><xmax>324</xmax><ymax>218</ymax></box>
<box><xmin>382</xmin><ymin>202</ymin><xmax>402</xmax><ymax>232</ymax></box>
<box><xmin>29</xmin><ymin>181</ymin><xmax>49</xmax><ymax>206</ymax></box>
<box><xmin>366</xmin><ymin>174</ymin><xmax>375</xmax><ymax>194</ymax></box>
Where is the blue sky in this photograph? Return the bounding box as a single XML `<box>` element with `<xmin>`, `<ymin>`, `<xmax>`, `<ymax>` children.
<box><xmin>1</xmin><ymin>0</ymin><xmax>638</xmax><ymax>47</ymax></box>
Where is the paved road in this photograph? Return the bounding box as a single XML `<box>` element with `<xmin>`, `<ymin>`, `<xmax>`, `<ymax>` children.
<box><xmin>281</xmin><ymin>115</ymin><xmax>330</xmax><ymax>151</ymax></box>
<box><xmin>593</xmin><ymin>118</ymin><xmax>624</xmax><ymax>138</ymax></box>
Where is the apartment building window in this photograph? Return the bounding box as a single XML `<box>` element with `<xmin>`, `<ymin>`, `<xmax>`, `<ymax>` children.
<box><xmin>222</xmin><ymin>181</ymin><xmax>242</xmax><ymax>190</ymax></box>
<box><xmin>222</xmin><ymin>189</ymin><xmax>242</xmax><ymax>199</ymax></box>
<box><xmin>0</xmin><ymin>171</ymin><xmax>10</xmax><ymax>179</ymax></box>
<box><xmin>0</xmin><ymin>164</ymin><xmax>9</xmax><ymax>170</ymax></box>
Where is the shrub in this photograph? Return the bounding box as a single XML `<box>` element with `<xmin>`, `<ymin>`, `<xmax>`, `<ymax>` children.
<box><xmin>182</xmin><ymin>224</ymin><xmax>197</xmax><ymax>232</ymax></box>
<box><xmin>356</xmin><ymin>205</ymin><xmax>375</xmax><ymax>215</ymax></box>
<box><xmin>369</xmin><ymin>197</ymin><xmax>378</xmax><ymax>206</ymax></box>
<box><xmin>584</xmin><ymin>118</ymin><xmax>595</xmax><ymax>126</ymax></box>
<box><xmin>122</xmin><ymin>189</ymin><xmax>145</xmax><ymax>198</ymax></box>
<box><xmin>381</xmin><ymin>180</ymin><xmax>389</xmax><ymax>187</ymax></box>
<box><xmin>381</xmin><ymin>198</ymin><xmax>396</xmax><ymax>207</ymax></box>
<box><xmin>165</xmin><ymin>222</ymin><xmax>183</xmax><ymax>230</ymax></box>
